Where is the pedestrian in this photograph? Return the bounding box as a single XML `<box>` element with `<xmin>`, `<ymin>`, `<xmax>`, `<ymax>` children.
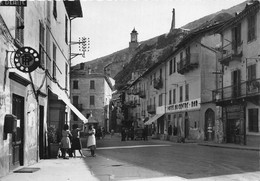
<box><xmin>121</xmin><ymin>127</ymin><xmax>126</xmax><ymax>141</ymax></box>
<box><xmin>111</xmin><ymin>129</ymin><xmax>114</xmax><ymax>138</ymax></box>
<box><xmin>71</xmin><ymin>124</ymin><xmax>85</xmax><ymax>158</ymax></box>
<box><xmin>87</xmin><ymin>124</ymin><xmax>96</xmax><ymax>157</ymax></box>
<box><xmin>61</xmin><ymin>124</ymin><xmax>72</xmax><ymax>159</ymax></box>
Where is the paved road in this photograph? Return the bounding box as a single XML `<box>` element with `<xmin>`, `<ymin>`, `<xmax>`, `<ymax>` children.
<box><xmin>83</xmin><ymin>135</ymin><xmax>260</xmax><ymax>180</ymax></box>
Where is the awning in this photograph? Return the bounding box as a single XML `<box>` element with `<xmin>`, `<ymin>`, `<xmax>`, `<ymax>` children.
<box><xmin>49</xmin><ymin>84</ymin><xmax>88</xmax><ymax>123</ymax></box>
<box><xmin>144</xmin><ymin>114</ymin><xmax>164</xmax><ymax>125</ymax></box>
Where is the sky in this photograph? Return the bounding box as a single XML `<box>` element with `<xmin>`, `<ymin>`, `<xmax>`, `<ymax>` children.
<box><xmin>71</xmin><ymin>0</ymin><xmax>246</xmax><ymax>65</ymax></box>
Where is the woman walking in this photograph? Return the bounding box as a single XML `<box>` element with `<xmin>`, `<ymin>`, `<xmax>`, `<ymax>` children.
<box><xmin>87</xmin><ymin>124</ymin><xmax>96</xmax><ymax>157</ymax></box>
<box><xmin>61</xmin><ymin>124</ymin><xmax>72</xmax><ymax>159</ymax></box>
<box><xmin>71</xmin><ymin>124</ymin><xmax>85</xmax><ymax>158</ymax></box>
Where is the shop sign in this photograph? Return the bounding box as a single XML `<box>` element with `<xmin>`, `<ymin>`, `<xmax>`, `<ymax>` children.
<box><xmin>0</xmin><ymin>0</ymin><xmax>27</xmax><ymax>6</ymax></box>
<box><xmin>166</xmin><ymin>98</ymin><xmax>200</xmax><ymax>113</ymax></box>
<box><xmin>14</xmin><ymin>47</ymin><xmax>40</xmax><ymax>73</ymax></box>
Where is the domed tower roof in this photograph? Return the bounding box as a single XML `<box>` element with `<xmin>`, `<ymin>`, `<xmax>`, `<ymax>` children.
<box><xmin>131</xmin><ymin>28</ymin><xmax>137</xmax><ymax>34</ymax></box>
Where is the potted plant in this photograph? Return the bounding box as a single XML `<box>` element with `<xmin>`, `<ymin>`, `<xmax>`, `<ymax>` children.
<box><xmin>47</xmin><ymin>126</ymin><xmax>60</xmax><ymax>158</ymax></box>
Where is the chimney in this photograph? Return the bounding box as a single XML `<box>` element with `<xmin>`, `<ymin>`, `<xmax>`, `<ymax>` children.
<box><xmin>170</xmin><ymin>8</ymin><xmax>175</xmax><ymax>32</ymax></box>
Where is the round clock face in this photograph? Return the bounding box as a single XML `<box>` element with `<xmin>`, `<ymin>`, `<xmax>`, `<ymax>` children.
<box><xmin>14</xmin><ymin>47</ymin><xmax>40</xmax><ymax>73</ymax></box>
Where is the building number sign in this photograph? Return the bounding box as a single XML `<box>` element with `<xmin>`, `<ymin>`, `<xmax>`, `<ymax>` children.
<box><xmin>14</xmin><ymin>47</ymin><xmax>40</xmax><ymax>73</ymax></box>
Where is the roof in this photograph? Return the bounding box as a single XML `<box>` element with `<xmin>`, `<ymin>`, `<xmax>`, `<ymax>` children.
<box><xmin>64</xmin><ymin>0</ymin><xmax>83</xmax><ymax>18</ymax></box>
<box><xmin>215</xmin><ymin>1</ymin><xmax>260</xmax><ymax>33</ymax></box>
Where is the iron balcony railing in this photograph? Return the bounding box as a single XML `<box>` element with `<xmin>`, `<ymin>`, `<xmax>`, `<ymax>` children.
<box><xmin>153</xmin><ymin>77</ymin><xmax>163</xmax><ymax>89</ymax></box>
<box><xmin>219</xmin><ymin>41</ymin><xmax>243</xmax><ymax>66</ymax></box>
<box><xmin>177</xmin><ymin>53</ymin><xmax>199</xmax><ymax>74</ymax></box>
<box><xmin>212</xmin><ymin>78</ymin><xmax>260</xmax><ymax>102</ymax></box>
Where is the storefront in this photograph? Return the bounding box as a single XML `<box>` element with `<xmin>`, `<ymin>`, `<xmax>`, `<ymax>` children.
<box><xmin>166</xmin><ymin>98</ymin><xmax>201</xmax><ymax>141</ymax></box>
<box><xmin>222</xmin><ymin>104</ymin><xmax>245</xmax><ymax>145</ymax></box>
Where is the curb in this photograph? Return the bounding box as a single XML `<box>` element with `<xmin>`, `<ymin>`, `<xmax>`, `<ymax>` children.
<box><xmin>198</xmin><ymin>143</ymin><xmax>260</xmax><ymax>151</ymax></box>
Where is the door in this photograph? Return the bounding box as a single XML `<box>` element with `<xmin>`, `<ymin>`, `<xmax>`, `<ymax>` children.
<box><xmin>12</xmin><ymin>94</ymin><xmax>24</xmax><ymax>168</ymax></box>
<box><xmin>205</xmin><ymin>108</ymin><xmax>215</xmax><ymax>141</ymax></box>
<box><xmin>232</xmin><ymin>70</ymin><xmax>241</xmax><ymax>98</ymax></box>
<box><xmin>226</xmin><ymin>119</ymin><xmax>237</xmax><ymax>143</ymax></box>
<box><xmin>184</xmin><ymin>112</ymin><xmax>189</xmax><ymax>138</ymax></box>
<box><xmin>39</xmin><ymin>105</ymin><xmax>45</xmax><ymax>159</ymax></box>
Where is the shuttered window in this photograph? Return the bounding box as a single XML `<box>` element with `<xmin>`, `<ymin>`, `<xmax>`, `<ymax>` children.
<box><xmin>248</xmin><ymin>109</ymin><xmax>259</xmax><ymax>132</ymax></box>
<box><xmin>248</xmin><ymin>13</ymin><xmax>256</xmax><ymax>42</ymax></box>
<box><xmin>15</xmin><ymin>6</ymin><xmax>24</xmax><ymax>46</ymax></box>
<box><xmin>247</xmin><ymin>64</ymin><xmax>256</xmax><ymax>81</ymax></box>
<box><xmin>39</xmin><ymin>22</ymin><xmax>45</xmax><ymax>69</ymax></box>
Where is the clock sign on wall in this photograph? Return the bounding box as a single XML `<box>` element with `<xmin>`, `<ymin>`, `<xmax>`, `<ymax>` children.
<box><xmin>14</xmin><ymin>47</ymin><xmax>40</xmax><ymax>73</ymax></box>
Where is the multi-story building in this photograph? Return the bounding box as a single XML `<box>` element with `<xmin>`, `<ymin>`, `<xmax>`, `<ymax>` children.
<box><xmin>128</xmin><ymin>24</ymin><xmax>223</xmax><ymax>142</ymax></box>
<box><xmin>213</xmin><ymin>1</ymin><xmax>260</xmax><ymax>146</ymax></box>
<box><xmin>167</xmin><ymin>22</ymin><xmax>222</xmax><ymax>142</ymax></box>
<box><xmin>71</xmin><ymin>65</ymin><xmax>114</xmax><ymax>132</ymax></box>
<box><xmin>0</xmin><ymin>0</ymin><xmax>83</xmax><ymax>177</ymax></box>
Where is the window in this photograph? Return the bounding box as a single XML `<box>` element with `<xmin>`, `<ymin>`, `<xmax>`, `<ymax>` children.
<box><xmin>90</xmin><ymin>80</ymin><xmax>95</xmax><ymax>89</ymax></box>
<box><xmin>232</xmin><ymin>23</ymin><xmax>241</xmax><ymax>49</ymax></box>
<box><xmin>65</xmin><ymin>63</ymin><xmax>68</xmax><ymax>90</ymax></box>
<box><xmin>15</xmin><ymin>6</ymin><xmax>24</xmax><ymax>46</ymax></box>
<box><xmin>173</xmin><ymin>57</ymin><xmax>176</xmax><ymax>73</ymax></box>
<box><xmin>248</xmin><ymin>109</ymin><xmax>259</xmax><ymax>132</ymax></box>
<box><xmin>173</xmin><ymin>89</ymin><xmax>176</xmax><ymax>104</ymax></box>
<box><xmin>53</xmin><ymin>0</ymin><xmax>57</xmax><ymax>19</ymax></box>
<box><xmin>159</xmin><ymin>94</ymin><xmax>163</xmax><ymax>106</ymax></box>
<box><xmin>169</xmin><ymin>90</ymin><xmax>172</xmax><ymax>104</ymax></box>
<box><xmin>90</xmin><ymin>96</ymin><xmax>95</xmax><ymax>106</ymax></box>
<box><xmin>159</xmin><ymin>68</ymin><xmax>162</xmax><ymax>79</ymax></box>
<box><xmin>248</xmin><ymin>13</ymin><xmax>256</xmax><ymax>42</ymax></box>
<box><xmin>179</xmin><ymin>86</ymin><xmax>183</xmax><ymax>102</ymax></box>
<box><xmin>73</xmin><ymin>80</ymin><xmax>78</xmax><ymax>89</ymax></box>
<box><xmin>185</xmin><ymin>84</ymin><xmax>189</xmax><ymax>101</ymax></box>
<box><xmin>180</xmin><ymin>52</ymin><xmax>183</xmax><ymax>61</ymax></box>
<box><xmin>169</xmin><ymin>59</ymin><xmax>172</xmax><ymax>75</ymax></box>
<box><xmin>39</xmin><ymin>21</ymin><xmax>45</xmax><ymax>69</ymax></box>
<box><xmin>247</xmin><ymin>64</ymin><xmax>256</xmax><ymax>81</ymax></box>
<box><xmin>65</xmin><ymin>15</ymin><xmax>68</xmax><ymax>44</ymax></box>
<box><xmin>52</xmin><ymin>43</ymin><xmax>57</xmax><ymax>80</ymax></box>
<box><xmin>73</xmin><ymin>96</ymin><xmax>79</xmax><ymax>106</ymax></box>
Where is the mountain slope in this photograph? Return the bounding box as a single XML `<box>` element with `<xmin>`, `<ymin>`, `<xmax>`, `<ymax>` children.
<box><xmin>71</xmin><ymin>1</ymin><xmax>248</xmax><ymax>89</ymax></box>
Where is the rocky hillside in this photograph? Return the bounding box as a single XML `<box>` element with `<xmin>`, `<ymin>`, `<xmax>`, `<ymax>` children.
<box><xmin>71</xmin><ymin>1</ymin><xmax>247</xmax><ymax>89</ymax></box>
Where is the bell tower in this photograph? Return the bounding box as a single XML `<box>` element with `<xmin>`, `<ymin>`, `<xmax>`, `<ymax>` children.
<box><xmin>129</xmin><ymin>28</ymin><xmax>138</xmax><ymax>51</ymax></box>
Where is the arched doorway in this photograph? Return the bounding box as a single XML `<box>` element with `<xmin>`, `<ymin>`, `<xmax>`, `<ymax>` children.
<box><xmin>205</xmin><ymin>108</ymin><xmax>215</xmax><ymax>141</ymax></box>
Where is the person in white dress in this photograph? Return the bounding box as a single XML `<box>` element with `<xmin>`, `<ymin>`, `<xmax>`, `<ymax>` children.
<box><xmin>87</xmin><ymin>124</ymin><xmax>96</xmax><ymax>157</ymax></box>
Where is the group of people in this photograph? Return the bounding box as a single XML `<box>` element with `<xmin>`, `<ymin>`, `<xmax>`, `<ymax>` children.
<box><xmin>60</xmin><ymin>124</ymin><xmax>96</xmax><ymax>159</ymax></box>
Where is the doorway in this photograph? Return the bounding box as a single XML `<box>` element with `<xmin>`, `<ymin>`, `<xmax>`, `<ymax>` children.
<box><xmin>11</xmin><ymin>94</ymin><xmax>24</xmax><ymax>169</ymax></box>
<box><xmin>205</xmin><ymin>108</ymin><xmax>215</xmax><ymax>141</ymax></box>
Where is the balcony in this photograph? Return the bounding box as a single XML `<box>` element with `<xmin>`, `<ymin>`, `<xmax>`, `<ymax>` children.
<box><xmin>126</xmin><ymin>89</ymin><xmax>132</xmax><ymax>95</ymax></box>
<box><xmin>153</xmin><ymin>77</ymin><xmax>163</xmax><ymax>89</ymax></box>
<box><xmin>177</xmin><ymin>53</ymin><xmax>199</xmax><ymax>74</ymax></box>
<box><xmin>147</xmin><ymin>105</ymin><xmax>156</xmax><ymax>114</ymax></box>
<box><xmin>132</xmin><ymin>88</ymin><xmax>140</xmax><ymax>95</ymax></box>
<box><xmin>212</xmin><ymin>78</ymin><xmax>260</xmax><ymax>105</ymax></box>
<box><xmin>219</xmin><ymin>47</ymin><xmax>243</xmax><ymax>66</ymax></box>
<box><xmin>139</xmin><ymin>90</ymin><xmax>146</xmax><ymax>98</ymax></box>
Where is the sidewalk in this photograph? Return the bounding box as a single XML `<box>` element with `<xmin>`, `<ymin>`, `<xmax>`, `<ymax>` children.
<box><xmin>0</xmin><ymin>156</ymin><xmax>99</xmax><ymax>181</ymax></box>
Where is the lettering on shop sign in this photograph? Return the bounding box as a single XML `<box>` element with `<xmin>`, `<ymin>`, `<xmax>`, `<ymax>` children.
<box><xmin>167</xmin><ymin>98</ymin><xmax>200</xmax><ymax>113</ymax></box>
<box><xmin>0</xmin><ymin>0</ymin><xmax>27</xmax><ymax>6</ymax></box>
